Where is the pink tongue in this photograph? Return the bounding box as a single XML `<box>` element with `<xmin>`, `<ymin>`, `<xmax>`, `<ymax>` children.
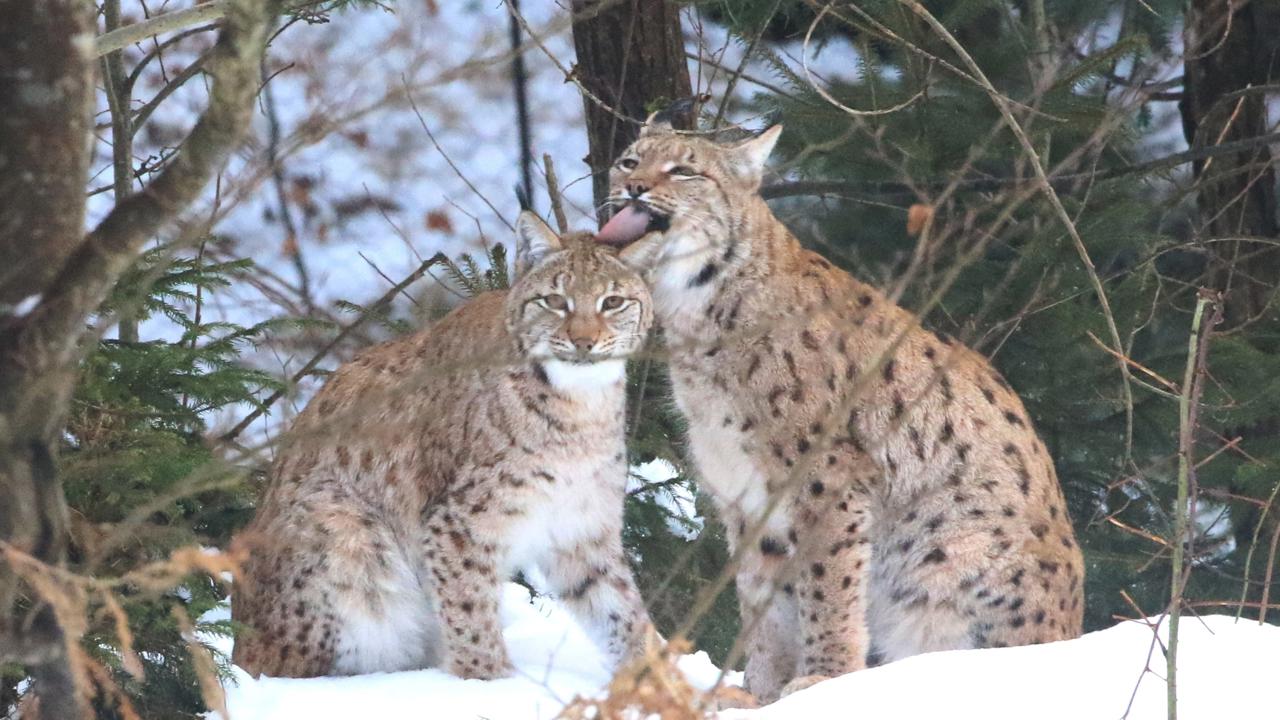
<box><xmin>595</xmin><ymin>205</ymin><xmax>652</xmax><ymax>246</ymax></box>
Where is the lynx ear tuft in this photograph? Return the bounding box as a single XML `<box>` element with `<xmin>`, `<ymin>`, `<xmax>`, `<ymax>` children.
<box><xmin>726</xmin><ymin>125</ymin><xmax>782</xmax><ymax>185</ymax></box>
<box><xmin>639</xmin><ymin>110</ymin><xmax>675</xmax><ymax>138</ymax></box>
<box><xmin>514</xmin><ymin>211</ymin><xmax>563</xmax><ymax>276</ymax></box>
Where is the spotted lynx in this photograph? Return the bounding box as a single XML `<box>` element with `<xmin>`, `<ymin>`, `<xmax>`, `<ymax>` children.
<box><xmin>233</xmin><ymin>213</ymin><xmax>656</xmax><ymax>679</ymax></box>
<box><xmin>597</xmin><ymin>119</ymin><xmax>1084</xmax><ymax>700</ymax></box>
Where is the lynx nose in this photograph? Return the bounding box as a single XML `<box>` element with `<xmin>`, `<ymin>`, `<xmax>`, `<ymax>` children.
<box><xmin>626</xmin><ymin>181</ymin><xmax>649</xmax><ymax>199</ymax></box>
<box><xmin>571</xmin><ymin>336</ymin><xmax>596</xmax><ymax>353</ymax></box>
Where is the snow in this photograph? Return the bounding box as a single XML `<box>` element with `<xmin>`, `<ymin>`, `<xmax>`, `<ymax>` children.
<box><xmin>211</xmin><ymin>584</ymin><xmax>734</xmax><ymax>720</ymax></box>
<box><xmin>629</xmin><ymin>458</ymin><xmax>702</xmax><ymax>539</ymax></box>
<box><xmin>212</xmin><ymin>584</ymin><xmax>1279</xmax><ymax>720</ymax></box>
<box><xmin>726</xmin><ymin>615</ymin><xmax>1280</xmax><ymax>720</ymax></box>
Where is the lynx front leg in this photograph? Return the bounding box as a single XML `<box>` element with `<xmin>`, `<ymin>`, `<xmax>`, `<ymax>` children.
<box><xmin>793</xmin><ymin>484</ymin><xmax>873</xmax><ymax>680</ymax></box>
<box><xmin>735</xmin><ymin>548</ymin><xmax>801</xmax><ymax>703</ymax></box>
<box><xmin>721</xmin><ymin>506</ymin><xmax>805</xmax><ymax>703</ymax></box>
<box><xmin>544</xmin><ymin>532</ymin><xmax>656</xmax><ymax>667</ymax></box>
<box><xmin>422</xmin><ymin>522</ymin><xmax>512</xmax><ymax>679</ymax></box>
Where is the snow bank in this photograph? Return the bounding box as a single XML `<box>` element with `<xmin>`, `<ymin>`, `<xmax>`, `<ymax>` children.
<box><xmin>727</xmin><ymin>615</ymin><xmax>1279</xmax><ymax>720</ymax></box>
<box><xmin>215</xmin><ymin>584</ymin><xmax>733</xmax><ymax>720</ymax></box>
<box><xmin>217</xmin><ymin>587</ymin><xmax>1278</xmax><ymax>720</ymax></box>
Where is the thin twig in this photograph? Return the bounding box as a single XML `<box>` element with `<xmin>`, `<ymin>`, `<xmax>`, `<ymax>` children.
<box><xmin>542</xmin><ymin>154</ymin><xmax>569</xmax><ymax>234</ymax></box>
<box><xmin>219</xmin><ymin>254</ymin><xmax>443</xmax><ymax>443</ymax></box>
<box><xmin>1168</xmin><ymin>291</ymin><xmax>1215</xmax><ymax>720</ymax></box>
<box><xmin>1259</xmin><ymin>520</ymin><xmax>1280</xmax><ymax>625</ymax></box>
<box><xmin>1237</xmin><ymin>476</ymin><xmax>1280</xmax><ymax>621</ymax></box>
<box><xmin>402</xmin><ymin>76</ymin><xmax>515</xmax><ymax>232</ymax></box>
<box><xmin>802</xmin><ymin>5</ymin><xmax>926</xmax><ymax>118</ymax></box>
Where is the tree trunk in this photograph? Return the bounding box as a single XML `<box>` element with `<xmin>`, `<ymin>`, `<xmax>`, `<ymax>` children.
<box><xmin>1</xmin><ymin>1</ymin><xmax>275</xmax><ymax>716</ymax></box>
<box><xmin>570</xmin><ymin>0</ymin><xmax>692</xmax><ymax>223</ymax></box>
<box><xmin>1179</xmin><ymin>0</ymin><xmax>1280</xmax><ymax>325</ymax></box>
<box><xmin>1179</xmin><ymin>0</ymin><xmax>1280</xmax><ymax>612</ymax></box>
<box><xmin>0</xmin><ymin>2</ymin><xmax>95</xmax><ymax>717</ymax></box>
<box><xmin>0</xmin><ymin>0</ymin><xmax>95</xmax><ymax>308</ymax></box>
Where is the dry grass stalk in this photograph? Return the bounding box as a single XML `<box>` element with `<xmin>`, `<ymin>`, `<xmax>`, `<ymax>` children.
<box><xmin>173</xmin><ymin>605</ymin><xmax>229</xmax><ymax>718</ymax></box>
<box><xmin>99</xmin><ymin>589</ymin><xmax>144</xmax><ymax>681</ymax></box>
<box><xmin>1</xmin><ymin>541</ymin><xmax>247</xmax><ymax>716</ymax></box>
<box><xmin>555</xmin><ymin>637</ymin><xmax>740</xmax><ymax>720</ymax></box>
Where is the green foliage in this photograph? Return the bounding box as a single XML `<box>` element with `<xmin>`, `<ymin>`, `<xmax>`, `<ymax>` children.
<box><xmin>438</xmin><ymin>244</ymin><xmax>511</xmax><ymax>296</ymax></box>
<box><xmin>623</xmin><ymin>358</ymin><xmax>741</xmax><ymax>665</ymax></box>
<box><xmin>61</xmin><ymin>248</ymin><xmax>285</xmax><ymax>719</ymax></box>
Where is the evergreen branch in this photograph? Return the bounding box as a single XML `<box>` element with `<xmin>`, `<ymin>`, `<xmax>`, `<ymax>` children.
<box><xmin>895</xmin><ymin>0</ymin><xmax>1138</xmax><ymax>461</ymax></box>
<box><xmin>218</xmin><ymin>254</ymin><xmax>443</xmax><ymax>443</ymax></box>
<box><xmin>760</xmin><ymin>131</ymin><xmax>1280</xmax><ymax>199</ymax></box>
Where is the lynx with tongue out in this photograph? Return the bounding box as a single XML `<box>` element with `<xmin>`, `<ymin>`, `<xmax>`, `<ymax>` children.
<box><xmin>603</xmin><ymin>116</ymin><xmax>1085</xmax><ymax>703</ymax></box>
<box><xmin>595</xmin><ymin>204</ymin><xmax>655</xmax><ymax>247</ymax></box>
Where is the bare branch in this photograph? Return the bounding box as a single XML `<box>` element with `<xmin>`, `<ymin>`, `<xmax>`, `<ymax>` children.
<box><xmin>219</xmin><ymin>254</ymin><xmax>444</xmax><ymax>444</ymax></box>
<box><xmin>94</xmin><ymin>0</ymin><xmax>315</xmax><ymax>57</ymax></box>
<box><xmin>96</xmin><ymin>1</ymin><xmax>233</xmax><ymax>57</ymax></box>
<box><xmin>542</xmin><ymin>153</ymin><xmax>569</xmax><ymax>233</ymax></box>
<box><xmin>760</xmin><ymin>133</ymin><xmax>1280</xmax><ymax>200</ymax></box>
<box><xmin>22</xmin><ymin>0</ymin><xmax>275</xmax><ymax>376</ymax></box>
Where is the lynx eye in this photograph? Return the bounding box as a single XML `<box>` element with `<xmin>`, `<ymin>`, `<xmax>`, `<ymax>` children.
<box><xmin>669</xmin><ymin>165</ymin><xmax>699</xmax><ymax>177</ymax></box>
<box><xmin>539</xmin><ymin>294</ymin><xmax>569</xmax><ymax>311</ymax></box>
<box><xmin>617</xmin><ymin>157</ymin><xmax>639</xmax><ymax>170</ymax></box>
<box><xmin>600</xmin><ymin>295</ymin><xmax>626</xmax><ymax>311</ymax></box>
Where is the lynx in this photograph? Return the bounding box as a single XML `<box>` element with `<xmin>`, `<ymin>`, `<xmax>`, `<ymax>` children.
<box><xmin>233</xmin><ymin>212</ymin><xmax>656</xmax><ymax>679</ymax></box>
<box><xmin>596</xmin><ymin>119</ymin><xmax>1084</xmax><ymax>700</ymax></box>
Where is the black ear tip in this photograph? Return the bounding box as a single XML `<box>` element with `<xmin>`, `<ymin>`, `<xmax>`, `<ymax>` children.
<box><xmin>514</xmin><ymin>184</ymin><xmax>532</xmax><ymax>212</ymax></box>
<box><xmin>650</xmin><ymin>94</ymin><xmax>709</xmax><ymax>131</ymax></box>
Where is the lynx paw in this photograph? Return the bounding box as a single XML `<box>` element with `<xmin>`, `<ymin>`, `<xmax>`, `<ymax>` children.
<box><xmin>779</xmin><ymin>674</ymin><xmax>831</xmax><ymax>698</ymax></box>
<box><xmin>702</xmin><ymin>685</ymin><xmax>761</xmax><ymax>711</ymax></box>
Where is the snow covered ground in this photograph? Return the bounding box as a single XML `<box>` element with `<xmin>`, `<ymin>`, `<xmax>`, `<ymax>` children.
<box><xmin>729</xmin><ymin>615</ymin><xmax>1279</xmax><ymax>720</ymax></box>
<box><xmin>211</xmin><ymin>584</ymin><xmax>1278</xmax><ymax>720</ymax></box>
<box><xmin>209</xmin><ymin>584</ymin><xmax>735</xmax><ymax>720</ymax></box>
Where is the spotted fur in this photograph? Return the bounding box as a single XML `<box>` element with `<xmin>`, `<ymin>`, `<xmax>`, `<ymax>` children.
<box><xmin>232</xmin><ymin>213</ymin><xmax>656</xmax><ymax>679</ymax></box>
<box><xmin>607</xmin><ymin>121</ymin><xmax>1084</xmax><ymax>700</ymax></box>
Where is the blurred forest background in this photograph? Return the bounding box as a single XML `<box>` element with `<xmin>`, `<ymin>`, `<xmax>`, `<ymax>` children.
<box><xmin>1</xmin><ymin>0</ymin><xmax>1278</xmax><ymax>717</ymax></box>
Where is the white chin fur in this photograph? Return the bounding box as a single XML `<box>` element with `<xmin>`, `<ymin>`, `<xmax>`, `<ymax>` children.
<box><xmin>543</xmin><ymin>359</ymin><xmax>626</xmax><ymax>392</ymax></box>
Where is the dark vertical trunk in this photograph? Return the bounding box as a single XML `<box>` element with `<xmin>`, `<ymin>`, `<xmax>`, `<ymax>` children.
<box><xmin>570</xmin><ymin>0</ymin><xmax>692</xmax><ymax>223</ymax></box>
<box><xmin>510</xmin><ymin>0</ymin><xmax>535</xmax><ymax>207</ymax></box>
<box><xmin>1180</xmin><ymin>0</ymin><xmax>1280</xmax><ymax>610</ymax></box>
<box><xmin>1179</xmin><ymin>0</ymin><xmax>1280</xmax><ymax>325</ymax></box>
<box><xmin>0</xmin><ymin>2</ymin><xmax>95</xmax><ymax>717</ymax></box>
<box><xmin>2</xmin><ymin>2</ymin><xmax>273</xmax><ymax>716</ymax></box>
<box><xmin>0</xmin><ymin>1</ymin><xmax>95</xmax><ymax>308</ymax></box>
